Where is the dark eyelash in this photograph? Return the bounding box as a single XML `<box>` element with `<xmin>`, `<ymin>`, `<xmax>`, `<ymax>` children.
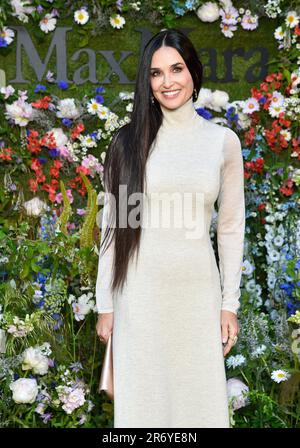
<box><xmin>151</xmin><ymin>67</ymin><xmax>182</xmax><ymax>77</ymax></box>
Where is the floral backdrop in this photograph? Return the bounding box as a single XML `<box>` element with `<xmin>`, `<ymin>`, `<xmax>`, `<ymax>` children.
<box><xmin>0</xmin><ymin>0</ymin><xmax>299</xmax><ymax>428</ymax></box>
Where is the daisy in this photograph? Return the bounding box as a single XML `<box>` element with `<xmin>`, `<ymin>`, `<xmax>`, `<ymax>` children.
<box><xmin>110</xmin><ymin>14</ymin><xmax>126</xmax><ymax>29</ymax></box>
<box><xmin>268</xmin><ymin>104</ymin><xmax>286</xmax><ymax>118</ymax></box>
<box><xmin>220</xmin><ymin>6</ymin><xmax>239</xmax><ymax>25</ymax></box>
<box><xmin>274</xmin><ymin>26</ymin><xmax>284</xmax><ymax>40</ymax></box>
<box><xmin>39</xmin><ymin>13</ymin><xmax>57</xmax><ymax>33</ymax></box>
<box><xmin>97</xmin><ymin>105</ymin><xmax>110</xmax><ymax>120</ymax></box>
<box><xmin>270</xmin><ymin>91</ymin><xmax>284</xmax><ymax>107</ymax></box>
<box><xmin>242</xmin><ymin>259</ymin><xmax>255</xmax><ymax>276</ymax></box>
<box><xmin>285</xmin><ymin>11</ymin><xmax>299</xmax><ymax>29</ymax></box>
<box><xmin>87</xmin><ymin>99</ymin><xmax>101</xmax><ymax>115</ymax></box>
<box><xmin>241</xmin><ymin>14</ymin><xmax>259</xmax><ymax>31</ymax></box>
<box><xmin>226</xmin><ymin>354</ymin><xmax>246</xmax><ymax>369</ymax></box>
<box><xmin>0</xmin><ymin>26</ymin><xmax>15</xmax><ymax>45</ymax></box>
<box><xmin>220</xmin><ymin>22</ymin><xmax>237</xmax><ymax>38</ymax></box>
<box><xmin>271</xmin><ymin>369</ymin><xmax>290</xmax><ymax>383</ymax></box>
<box><xmin>79</xmin><ymin>135</ymin><xmax>97</xmax><ymax>148</ymax></box>
<box><xmin>74</xmin><ymin>8</ymin><xmax>89</xmax><ymax>25</ymax></box>
<box><xmin>242</xmin><ymin>97</ymin><xmax>260</xmax><ymax>114</ymax></box>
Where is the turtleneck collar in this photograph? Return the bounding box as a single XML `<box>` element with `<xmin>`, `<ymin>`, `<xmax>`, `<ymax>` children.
<box><xmin>159</xmin><ymin>96</ymin><xmax>199</xmax><ymax>129</ymax></box>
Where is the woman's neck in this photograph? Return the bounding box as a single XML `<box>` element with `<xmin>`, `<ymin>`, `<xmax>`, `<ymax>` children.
<box><xmin>159</xmin><ymin>96</ymin><xmax>199</xmax><ymax>129</ymax></box>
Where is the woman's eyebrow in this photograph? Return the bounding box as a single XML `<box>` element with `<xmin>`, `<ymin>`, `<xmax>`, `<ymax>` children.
<box><xmin>150</xmin><ymin>62</ymin><xmax>184</xmax><ymax>70</ymax></box>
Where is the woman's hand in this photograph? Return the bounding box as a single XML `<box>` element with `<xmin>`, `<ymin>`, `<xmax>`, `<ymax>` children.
<box><xmin>221</xmin><ymin>310</ymin><xmax>240</xmax><ymax>357</ymax></box>
<box><xmin>96</xmin><ymin>312</ymin><xmax>114</xmax><ymax>344</ymax></box>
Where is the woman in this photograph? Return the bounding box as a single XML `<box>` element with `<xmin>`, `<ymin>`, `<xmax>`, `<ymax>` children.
<box><xmin>96</xmin><ymin>28</ymin><xmax>245</xmax><ymax>428</ymax></box>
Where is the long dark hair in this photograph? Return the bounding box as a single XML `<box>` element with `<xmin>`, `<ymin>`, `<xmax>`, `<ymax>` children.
<box><xmin>100</xmin><ymin>28</ymin><xmax>203</xmax><ymax>296</ymax></box>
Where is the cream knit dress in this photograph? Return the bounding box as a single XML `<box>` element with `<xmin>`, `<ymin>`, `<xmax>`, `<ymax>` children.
<box><xmin>96</xmin><ymin>96</ymin><xmax>245</xmax><ymax>428</ymax></box>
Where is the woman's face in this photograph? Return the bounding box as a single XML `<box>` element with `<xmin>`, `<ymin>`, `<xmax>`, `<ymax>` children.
<box><xmin>150</xmin><ymin>46</ymin><xmax>194</xmax><ymax>110</ymax></box>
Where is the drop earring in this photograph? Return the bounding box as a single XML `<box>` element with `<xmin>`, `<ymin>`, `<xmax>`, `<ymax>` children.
<box><xmin>151</xmin><ymin>94</ymin><xmax>155</xmax><ymax>104</ymax></box>
<box><xmin>193</xmin><ymin>88</ymin><xmax>197</xmax><ymax>101</ymax></box>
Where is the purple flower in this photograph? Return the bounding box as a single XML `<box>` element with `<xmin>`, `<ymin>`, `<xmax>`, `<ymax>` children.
<box><xmin>42</xmin><ymin>413</ymin><xmax>53</xmax><ymax>424</ymax></box>
<box><xmin>57</xmin><ymin>80</ymin><xmax>69</xmax><ymax>90</ymax></box>
<box><xmin>36</xmin><ymin>5</ymin><xmax>44</xmax><ymax>13</ymax></box>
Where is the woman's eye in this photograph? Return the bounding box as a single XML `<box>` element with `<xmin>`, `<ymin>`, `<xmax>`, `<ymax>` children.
<box><xmin>151</xmin><ymin>67</ymin><xmax>182</xmax><ymax>77</ymax></box>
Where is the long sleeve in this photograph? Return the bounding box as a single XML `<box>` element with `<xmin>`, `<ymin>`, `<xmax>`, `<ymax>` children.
<box><xmin>216</xmin><ymin>127</ymin><xmax>245</xmax><ymax>315</ymax></box>
<box><xmin>95</xmin><ymin>191</ymin><xmax>115</xmax><ymax>313</ymax></box>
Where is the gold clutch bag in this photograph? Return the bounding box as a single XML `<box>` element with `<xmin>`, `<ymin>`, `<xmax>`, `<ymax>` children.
<box><xmin>98</xmin><ymin>333</ymin><xmax>114</xmax><ymax>400</ymax></box>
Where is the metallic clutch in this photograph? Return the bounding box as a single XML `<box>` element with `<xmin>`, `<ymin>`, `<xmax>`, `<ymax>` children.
<box><xmin>98</xmin><ymin>333</ymin><xmax>114</xmax><ymax>400</ymax></box>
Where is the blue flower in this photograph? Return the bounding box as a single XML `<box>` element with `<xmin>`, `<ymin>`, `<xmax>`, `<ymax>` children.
<box><xmin>57</xmin><ymin>80</ymin><xmax>69</xmax><ymax>90</ymax></box>
<box><xmin>61</xmin><ymin>118</ymin><xmax>73</xmax><ymax>127</ymax></box>
<box><xmin>242</xmin><ymin>148</ymin><xmax>251</xmax><ymax>159</ymax></box>
<box><xmin>195</xmin><ymin>107</ymin><xmax>211</xmax><ymax>120</ymax></box>
<box><xmin>185</xmin><ymin>0</ymin><xmax>195</xmax><ymax>9</ymax></box>
<box><xmin>95</xmin><ymin>94</ymin><xmax>104</xmax><ymax>104</ymax></box>
<box><xmin>34</xmin><ymin>84</ymin><xmax>46</xmax><ymax>93</ymax></box>
<box><xmin>258</xmin><ymin>96</ymin><xmax>266</xmax><ymax>104</ymax></box>
<box><xmin>0</xmin><ymin>38</ymin><xmax>8</xmax><ymax>47</ymax></box>
<box><xmin>49</xmin><ymin>148</ymin><xmax>59</xmax><ymax>157</ymax></box>
<box><xmin>95</xmin><ymin>86</ymin><xmax>105</xmax><ymax>94</ymax></box>
<box><xmin>37</xmin><ymin>157</ymin><xmax>48</xmax><ymax>165</ymax></box>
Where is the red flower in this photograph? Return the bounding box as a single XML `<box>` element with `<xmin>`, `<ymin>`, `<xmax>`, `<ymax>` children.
<box><xmin>28</xmin><ymin>178</ymin><xmax>38</xmax><ymax>193</ymax></box>
<box><xmin>0</xmin><ymin>147</ymin><xmax>13</xmax><ymax>161</ymax></box>
<box><xmin>71</xmin><ymin>123</ymin><xmax>85</xmax><ymax>140</ymax></box>
<box><xmin>31</xmin><ymin>96</ymin><xmax>52</xmax><ymax>109</ymax></box>
<box><xmin>279</xmin><ymin>179</ymin><xmax>294</xmax><ymax>197</ymax></box>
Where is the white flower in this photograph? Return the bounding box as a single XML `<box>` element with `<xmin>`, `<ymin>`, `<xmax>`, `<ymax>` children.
<box><xmin>57</xmin><ymin>385</ymin><xmax>86</xmax><ymax>414</ymax></box>
<box><xmin>0</xmin><ymin>85</ymin><xmax>15</xmax><ymax>99</ymax></box>
<box><xmin>0</xmin><ymin>26</ymin><xmax>15</xmax><ymax>45</ymax></box>
<box><xmin>196</xmin><ymin>2</ymin><xmax>220</xmax><ymax>22</ymax></box>
<box><xmin>271</xmin><ymin>369</ymin><xmax>291</xmax><ymax>383</ymax></box>
<box><xmin>227</xmin><ymin>378</ymin><xmax>249</xmax><ymax>410</ymax></box>
<box><xmin>268</xmin><ymin>104</ymin><xmax>286</xmax><ymax>118</ymax></box>
<box><xmin>274</xmin><ymin>26</ymin><xmax>284</xmax><ymax>40</ymax></box>
<box><xmin>45</xmin><ymin>127</ymin><xmax>69</xmax><ymax>147</ymax></box>
<box><xmin>11</xmin><ymin>0</ymin><xmax>36</xmax><ymax>22</ymax></box>
<box><xmin>226</xmin><ymin>354</ymin><xmax>246</xmax><ymax>369</ymax></box>
<box><xmin>22</xmin><ymin>347</ymin><xmax>49</xmax><ymax>375</ymax></box>
<box><xmin>39</xmin><ymin>342</ymin><xmax>52</xmax><ymax>357</ymax></box>
<box><xmin>251</xmin><ymin>344</ymin><xmax>267</xmax><ymax>358</ymax></box>
<box><xmin>5</xmin><ymin>99</ymin><xmax>33</xmax><ymax>126</ymax></box>
<box><xmin>10</xmin><ymin>378</ymin><xmax>38</xmax><ymax>404</ymax></box>
<box><xmin>109</xmin><ymin>14</ymin><xmax>126</xmax><ymax>29</ymax></box>
<box><xmin>210</xmin><ymin>90</ymin><xmax>229</xmax><ymax>111</ymax></box>
<box><xmin>79</xmin><ymin>135</ymin><xmax>97</xmax><ymax>148</ymax></box>
<box><xmin>74</xmin><ymin>8</ymin><xmax>89</xmax><ymax>25</ymax></box>
<box><xmin>97</xmin><ymin>105</ymin><xmax>110</xmax><ymax>120</ymax></box>
<box><xmin>87</xmin><ymin>99</ymin><xmax>102</xmax><ymax>115</ymax></box>
<box><xmin>72</xmin><ymin>293</ymin><xmax>95</xmax><ymax>321</ymax></box>
<box><xmin>242</xmin><ymin>97</ymin><xmax>260</xmax><ymax>114</ymax></box>
<box><xmin>270</xmin><ymin>91</ymin><xmax>284</xmax><ymax>107</ymax></box>
<box><xmin>39</xmin><ymin>13</ymin><xmax>57</xmax><ymax>34</ymax></box>
<box><xmin>56</xmin><ymin>98</ymin><xmax>80</xmax><ymax>119</ymax></box>
<box><xmin>23</xmin><ymin>197</ymin><xmax>48</xmax><ymax>217</ymax></box>
<box><xmin>273</xmin><ymin>235</ymin><xmax>284</xmax><ymax>247</ymax></box>
<box><xmin>285</xmin><ymin>11</ymin><xmax>299</xmax><ymax>28</ymax></box>
<box><xmin>242</xmin><ymin>259</ymin><xmax>255</xmax><ymax>276</ymax></box>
